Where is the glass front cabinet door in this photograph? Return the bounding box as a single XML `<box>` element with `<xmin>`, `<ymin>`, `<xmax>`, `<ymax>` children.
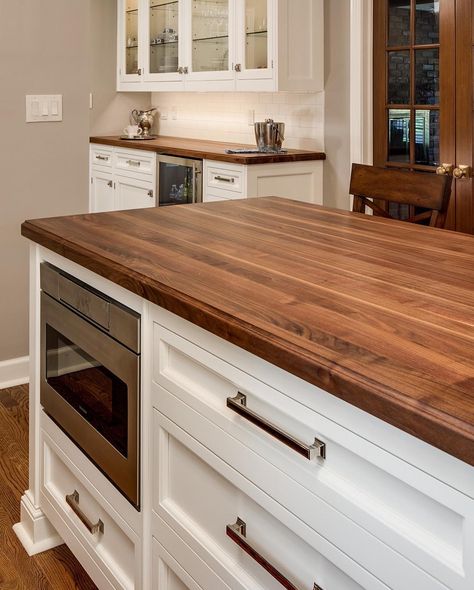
<box><xmin>184</xmin><ymin>0</ymin><xmax>236</xmax><ymax>88</ymax></box>
<box><xmin>118</xmin><ymin>0</ymin><xmax>143</xmax><ymax>83</ymax></box>
<box><xmin>145</xmin><ymin>0</ymin><xmax>185</xmax><ymax>83</ymax></box>
<box><xmin>235</xmin><ymin>0</ymin><xmax>274</xmax><ymax>88</ymax></box>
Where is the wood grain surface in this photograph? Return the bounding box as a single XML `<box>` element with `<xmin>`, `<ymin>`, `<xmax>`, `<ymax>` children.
<box><xmin>89</xmin><ymin>135</ymin><xmax>326</xmax><ymax>165</ymax></box>
<box><xmin>0</xmin><ymin>385</ymin><xmax>97</xmax><ymax>589</ymax></box>
<box><xmin>21</xmin><ymin>197</ymin><xmax>474</xmax><ymax>465</ymax></box>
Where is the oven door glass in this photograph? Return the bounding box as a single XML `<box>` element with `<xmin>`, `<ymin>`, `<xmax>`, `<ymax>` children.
<box><xmin>45</xmin><ymin>325</ymin><xmax>128</xmax><ymax>457</ymax></box>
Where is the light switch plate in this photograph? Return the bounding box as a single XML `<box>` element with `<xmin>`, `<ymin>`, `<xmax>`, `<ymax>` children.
<box><xmin>26</xmin><ymin>95</ymin><xmax>63</xmax><ymax>122</ymax></box>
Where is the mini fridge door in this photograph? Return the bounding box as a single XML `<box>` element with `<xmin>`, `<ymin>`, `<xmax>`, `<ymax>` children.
<box><xmin>157</xmin><ymin>154</ymin><xmax>203</xmax><ymax>206</ymax></box>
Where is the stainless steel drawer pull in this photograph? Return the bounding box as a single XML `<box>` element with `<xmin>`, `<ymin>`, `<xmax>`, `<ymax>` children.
<box><xmin>127</xmin><ymin>159</ymin><xmax>141</xmax><ymax>167</ymax></box>
<box><xmin>214</xmin><ymin>175</ymin><xmax>235</xmax><ymax>183</ymax></box>
<box><xmin>227</xmin><ymin>393</ymin><xmax>326</xmax><ymax>460</ymax></box>
<box><xmin>227</xmin><ymin>518</ymin><xmax>323</xmax><ymax>590</ymax></box>
<box><xmin>66</xmin><ymin>490</ymin><xmax>104</xmax><ymax>535</ymax></box>
<box><xmin>96</xmin><ymin>155</ymin><xmax>109</xmax><ymax>161</ymax></box>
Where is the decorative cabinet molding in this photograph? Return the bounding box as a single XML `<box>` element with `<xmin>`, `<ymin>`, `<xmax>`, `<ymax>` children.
<box><xmin>117</xmin><ymin>0</ymin><xmax>324</xmax><ymax>92</ymax></box>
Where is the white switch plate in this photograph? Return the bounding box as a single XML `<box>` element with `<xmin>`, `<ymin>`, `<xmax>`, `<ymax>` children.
<box><xmin>26</xmin><ymin>95</ymin><xmax>63</xmax><ymax>122</ymax></box>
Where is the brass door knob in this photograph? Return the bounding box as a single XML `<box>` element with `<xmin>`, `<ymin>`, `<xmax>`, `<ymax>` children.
<box><xmin>436</xmin><ymin>163</ymin><xmax>454</xmax><ymax>176</ymax></box>
<box><xmin>453</xmin><ymin>165</ymin><xmax>471</xmax><ymax>179</ymax></box>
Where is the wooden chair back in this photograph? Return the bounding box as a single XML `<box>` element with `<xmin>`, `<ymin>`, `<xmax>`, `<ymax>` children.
<box><xmin>349</xmin><ymin>164</ymin><xmax>453</xmax><ymax>228</ymax></box>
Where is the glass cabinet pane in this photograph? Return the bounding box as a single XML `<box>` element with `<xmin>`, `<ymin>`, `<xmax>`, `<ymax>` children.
<box><xmin>388</xmin><ymin>51</ymin><xmax>410</xmax><ymax>104</ymax></box>
<box><xmin>388</xmin><ymin>0</ymin><xmax>411</xmax><ymax>46</ymax></box>
<box><xmin>415</xmin><ymin>0</ymin><xmax>439</xmax><ymax>45</ymax></box>
<box><xmin>150</xmin><ymin>0</ymin><xmax>179</xmax><ymax>74</ymax></box>
<box><xmin>125</xmin><ymin>0</ymin><xmax>140</xmax><ymax>75</ymax></box>
<box><xmin>415</xmin><ymin>109</ymin><xmax>440</xmax><ymax>165</ymax></box>
<box><xmin>415</xmin><ymin>48</ymin><xmax>439</xmax><ymax>105</ymax></box>
<box><xmin>388</xmin><ymin>109</ymin><xmax>411</xmax><ymax>162</ymax></box>
<box><xmin>192</xmin><ymin>0</ymin><xmax>229</xmax><ymax>72</ymax></box>
<box><xmin>245</xmin><ymin>0</ymin><xmax>268</xmax><ymax>70</ymax></box>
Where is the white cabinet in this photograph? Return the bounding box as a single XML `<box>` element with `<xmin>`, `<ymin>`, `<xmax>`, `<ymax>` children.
<box><xmin>117</xmin><ymin>0</ymin><xmax>323</xmax><ymax>92</ymax></box>
<box><xmin>91</xmin><ymin>169</ymin><xmax>116</xmax><ymax>213</ymax></box>
<box><xmin>90</xmin><ymin>144</ymin><xmax>156</xmax><ymax>212</ymax></box>
<box><xmin>204</xmin><ymin>158</ymin><xmax>324</xmax><ymax>204</ymax></box>
<box><xmin>149</xmin><ymin>306</ymin><xmax>474</xmax><ymax>590</ymax></box>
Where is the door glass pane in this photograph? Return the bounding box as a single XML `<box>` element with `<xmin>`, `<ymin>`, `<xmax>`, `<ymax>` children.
<box><xmin>415</xmin><ymin>109</ymin><xmax>440</xmax><ymax>165</ymax></box>
<box><xmin>388</xmin><ymin>51</ymin><xmax>410</xmax><ymax>104</ymax></box>
<box><xmin>150</xmin><ymin>0</ymin><xmax>179</xmax><ymax>74</ymax></box>
<box><xmin>245</xmin><ymin>0</ymin><xmax>267</xmax><ymax>70</ymax></box>
<box><xmin>159</xmin><ymin>162</ymin><xmax>195</xmax><ymax>205</ymax></box>
<box><xmin>415</xmin><ymin>0</ymin><xmax>439</xmax><ymax>45</ymax></box>
<box><xmin>388</xmin><ymin>0</ymin><xmax>411</xmax><ymax>46</ymax></box>
<box><xmin>388</xmin><ymin>109</ymin><xmax>411</xmax><ymax>162</ymax></box>
<box><xmin>415</xmin><ymin>48</ymin><xmax>439</xmax><ymax>105</ymax></box>
<box><xmin>192</xmin><ymin>0</ymin><xmax>229</xmax><ymax>72</ymax></box>
<box><xmin>46</xmin><ymin>326</ymin><xmax>128</xmax><ymax>457</ymax></box>
<box><xmin>126</xmin><ymin>0</ymin><xmax>139</xmax><ymax>75</ymax></box>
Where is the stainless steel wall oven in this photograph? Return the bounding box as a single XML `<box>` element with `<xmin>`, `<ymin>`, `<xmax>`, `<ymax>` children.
<box><xmin>40</xmin><ymin>263</ymin><xmax>140</xmax><ymax>508</ymax></box>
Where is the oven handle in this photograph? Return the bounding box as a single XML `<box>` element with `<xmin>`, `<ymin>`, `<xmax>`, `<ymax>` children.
<box><xmin>66</xmin><ymin>490</ymin><xmax>104</xmax><ymax>535</ymax></box>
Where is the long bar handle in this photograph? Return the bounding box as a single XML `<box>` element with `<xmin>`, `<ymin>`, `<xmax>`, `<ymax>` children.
<box><xmin>227</xmin><ymin>393</ymin><xmax>326</xmax><ymax>461</ymax></box>
<box><xmin>126</xmin><ymin>159</ymin><xmax>141</xmax><ymax>167</ymax></box>
<box><xmin>66</xmin><ymin>490</ymin><xmax>104</xmax><ymax>535</ymax></box>
<box><xmin>226</xmin><ymin>518</ymin><xmax>323</xmax><ymax>590</ymax></box>
<box><xmin>214</xmin><ymin>175</ymin><xmax>235</xmax><ymax>183</ymax></box>
<box><xmin>96</xmin><ymin>154</ymin><xmax>109</xmax><ymax>161</ymax></box>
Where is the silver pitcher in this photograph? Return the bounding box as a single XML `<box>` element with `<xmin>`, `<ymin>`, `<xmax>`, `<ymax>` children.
<box><xmin>254</xmin><ymin>119</ymin><xmax>285</xmax><ymax>152</ymax></box>
<box><xmin>131</xmin><ymin>108</ymin><xmax>157</xmax><ymax>136</ymax></box>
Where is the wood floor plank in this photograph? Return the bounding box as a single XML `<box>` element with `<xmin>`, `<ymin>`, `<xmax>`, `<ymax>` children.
<box><xmin>0</xmin><ymin>385</ymin><xmax>97</xmax><ymax>590</ymax></box>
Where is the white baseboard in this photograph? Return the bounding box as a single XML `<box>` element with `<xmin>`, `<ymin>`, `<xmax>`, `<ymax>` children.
<box><xmin>0</xmin><ymin>356</ymin><xmax>29</xmax><ymax>390</ymax></box>
<box><xmin>13</xmin><ymin>491</ymin><xmax>63</xmax><ymax>556</ymax></box>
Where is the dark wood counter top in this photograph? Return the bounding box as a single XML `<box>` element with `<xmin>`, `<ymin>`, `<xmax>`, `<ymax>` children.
<box><xmin>22</xmin><ymin>198</ymin><xmax>474</xmax><ymax>465</ymax></box>
<box><xmin>90</xmin><ymin>135</ymin><xmax>326</xmax><ymax>165</ymax></box>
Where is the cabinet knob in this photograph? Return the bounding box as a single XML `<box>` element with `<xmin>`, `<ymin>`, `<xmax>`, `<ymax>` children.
<box><xmin>453</xmin><ymin>165</ymin><xmax>471</xmax><ymax>180</ymax></box>
<box><xmin>436</xmin><ymin>163</ymin><xmax>454</xmax><ymax>176</ymax></box>
<box><xmin>137</xmin><ymin>68</ymin><xmax>142</xmax><ymax>76</ymax></box>
<box><xmin>183</xmin><ymin>66</ymin><xmax>189</xmax><ymax>74</ymax></box>
<box><xmin>177</xmin><ymin>66</ymin><xmax>184</xmax><ymax>74</ymax></box>
<box><xmin>107</xmin><ymin>180</ymin><xmax>113</xmax><ymax>188</ymax></box>
<box><xmin>147</xmin><ymin>190</ymin><xmax>154</xmax><ymax>199</ymax></box>
<box><xmin>235</xmin><ymin>63</ymin><xmax>242</xmax><ymax>72</ymax></box>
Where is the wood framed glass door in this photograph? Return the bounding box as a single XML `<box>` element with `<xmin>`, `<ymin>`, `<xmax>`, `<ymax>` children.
<box><xmin>373</xmin><ymin>0</ymin><xmax>474</xmax><ymax>233</ymax></box>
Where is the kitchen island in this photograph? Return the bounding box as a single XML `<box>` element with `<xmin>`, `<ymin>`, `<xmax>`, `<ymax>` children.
<box><xmin>17</xmin><ymin>198</ymin><xmax>474</xmax><ymax>590</ymax></box>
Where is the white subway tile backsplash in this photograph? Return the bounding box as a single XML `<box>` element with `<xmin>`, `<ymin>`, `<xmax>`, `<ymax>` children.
<box><xmin>151</xmin><ymin>92</ymin><xmax>324</xmax><ymax>150</ymax></box>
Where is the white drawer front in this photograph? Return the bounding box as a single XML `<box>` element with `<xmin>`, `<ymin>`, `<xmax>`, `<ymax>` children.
<box><xmin>91</xmin><ymin>145</ymin><xmax>113</xmax><ymax>167</ymax></box>
<box><xmin>152</xmin><ymin>520</ymin><xmax>230</xmax><ymax>590</ymax></box>
<box><xmin>41</xmin><ymin>432</ymin><xmax>138</xmax><ymax>590</ymax></box>
<box><xmin>153</xmin><ymin>408</ymin><xmax>390</xmax><ymax>590</ymax></box>
<box><xmin>152</xmin><ymin>320</ymin><xmax>474</xmax><ymax>590</ymax></box>
<box><xmin>114</xmin><ymin>149</ymin><xmax>155</xmax><ymax>176</ymax></box>
<box><xmin>206</xmin><ymin>164</ymin><xmax>244</xmax><ymax>195</ymax></box>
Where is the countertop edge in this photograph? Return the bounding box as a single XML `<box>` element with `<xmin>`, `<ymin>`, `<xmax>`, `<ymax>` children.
<box><xmin>21</xmin><ymin>219</ymin><xmax>474</xmax><ymax>467</ymax></box>
<box><xmin>89</xmin><ymin>136</ymin><xmax>327</xmax><ymax>165</ymax></box>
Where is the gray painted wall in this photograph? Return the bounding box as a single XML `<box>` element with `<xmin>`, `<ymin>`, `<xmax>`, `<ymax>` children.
<box><xmin>0</xmin><ymin>1</ymin><xmax>90</xmax><ymax>362</ymax></box>
<box><xmin>324</xmin><ymin>0</ymin><xmax>351</xmax><ymax>210</ymax></box>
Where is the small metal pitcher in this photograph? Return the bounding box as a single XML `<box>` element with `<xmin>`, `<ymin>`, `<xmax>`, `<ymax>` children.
<box><xmin>131</xmin><ymin>108</ymin><xmax>157</xmax><ymax>136</ymax></box>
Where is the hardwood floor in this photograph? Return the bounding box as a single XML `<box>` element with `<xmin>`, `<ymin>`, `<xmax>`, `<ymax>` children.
<box><xmin>0</xmin><ymin>385</ymin><xmax>97</xmax><ymax>590</ymax></box>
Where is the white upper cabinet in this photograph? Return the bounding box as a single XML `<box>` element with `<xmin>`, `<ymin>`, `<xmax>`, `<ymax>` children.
<box><xmin>117</xmin><ymin>0</ymin><xmax>323</xmax><ymax>92</ymax></box>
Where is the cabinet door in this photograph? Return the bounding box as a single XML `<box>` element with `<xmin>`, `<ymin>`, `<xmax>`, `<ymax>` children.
<box><xmin>118</xmin><ymin>0</ymin><xmax>145</xmax><ymax>83</ymax></box>
<box><xmin>115</xmin><ymin>174</ymin><xmax>156</xmax><ymax>210</ymax></box>
<box><xmin>235</xmin><ymin>0</ymin><xmax>274</xmax><ymax>89</ymax></box>
<box><xmin>144</xmin><ymin>0</ymin><xmax>186</xmax><ymax>87</ymax></box>
<box><xmin>184</xmin><ymin>0</ymin><xmax>236</xmax><ymax>90</ymax></box>
<box><xmin>90</xmin><ymin>170</ymin><xmax>115</xmax><ymax>213</ymax></box>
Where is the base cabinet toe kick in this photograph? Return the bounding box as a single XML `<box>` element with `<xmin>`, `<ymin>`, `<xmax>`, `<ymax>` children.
<box><xmin>19</xmin><ymin>252</ymin><xmax>474</xmax><ymax>590</ymax></box>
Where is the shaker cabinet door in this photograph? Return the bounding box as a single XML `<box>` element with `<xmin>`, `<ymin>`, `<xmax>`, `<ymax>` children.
<box><xmin>90</xmin><ymin>170</ymin><xmax>115</xmax><ymax>213</ymax></box>
<box><xmin>115</xmin><ymin>175</ymin><xmax>156</xmax><ymax>210</ymax></box>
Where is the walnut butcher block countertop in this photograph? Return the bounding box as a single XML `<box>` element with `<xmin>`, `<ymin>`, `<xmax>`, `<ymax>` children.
<box><xmin>90</xmin><ymin>135</ymin><xmax>326</xmax><ymax>165</ymax></box>
<box><xmin>22</xmin><ymin>198</ymin><xmax>474</xmax><ymax>465</ymax></box>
